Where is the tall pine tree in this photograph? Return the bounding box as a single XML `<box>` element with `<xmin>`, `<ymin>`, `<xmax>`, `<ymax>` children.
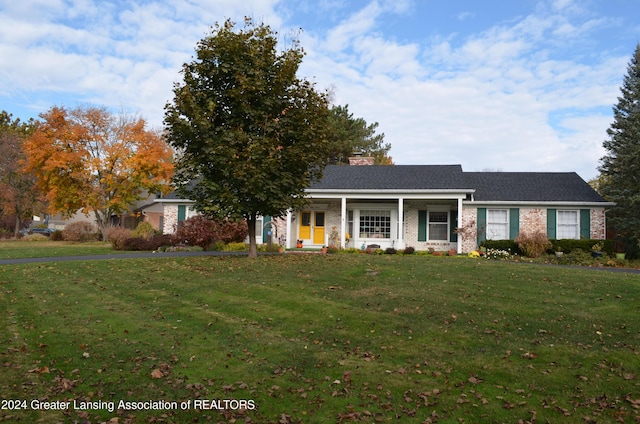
<box><xmin>599</xmin><ymin>44</ymin><xmax>640</xmax><ymax>241</ymax></box>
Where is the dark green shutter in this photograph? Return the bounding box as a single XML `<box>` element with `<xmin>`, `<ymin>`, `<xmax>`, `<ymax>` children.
<box><xmin>262</xmin><ymin>215</ymin><xmax>272</xmax><ymax>241</ymax></box>
<box><xmin>477</xmin><ymin>208</ymin><xmax>486</xmax><ymax>245</ymax></box>
<box><xmin>450</xmin><ymin>210</ymin><xmax>458</xmax><ymax>242</ymax></box>
<box><xmin>580</xmin><ymin>209</ymin><xmax>590</xmax><ymax>239</ymax></box>
<box><xmin>418</xmin><ymin>210</ymin><xmax>427</xmax><ymax>242</ymax></box>
<box><xmin>178</xmin><ymin>205</ymin><xmax>186</xmax><ymax>222</ymax></box>
<box><xmin>509</xmin><ymin>208</ymin><xmax>520</xmax><ymax>240</ymax></box>
<box><xmin>547</xmin><ymin>209</ymin><xmax>556</xmax><ymax>239</ymax></box>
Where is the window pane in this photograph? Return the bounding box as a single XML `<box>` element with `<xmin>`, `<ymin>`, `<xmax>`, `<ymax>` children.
<box><xmin>301</xmin><ymin>212</ymin><xmax>311</xmax><ymax>227</ymax></box>
<box><xmin>488</xmin><ymin>209</ymin><xmax>507</xmax><ymax>222</ymax></box>
<box><xmin>315</xmin><ymin>212</ymin><xmax>325</xmax><ymax>227</ymax></box>
<box><xmin>487</xmin><ymin>209</ymin><xmax>508</xmax><ymax>240</ymax></box>
<box><xmin>429</xmin><ymin>212</ymin><xmax>448</xmax><ymax>222</ymax></box>
<box><xmin>557</xmin><ymin>210</ymin><xmax>578</xmax><ymax>239</ymax></box>
<box><xmin>428</xmin><ymin>211</ymin><xmax>448</xmax><ymax>240</ymax></box>
<box><xmin>359</xmin><ymin>210</ymin><xmax>391</xmax><ymax>238</ymax></box>
<box><xmin>558</xmin><ymin>210</ymin><xmax>577</xmax><ymax>224</ymax></box>
<box><xmin>429</xmin><ymin>224</ymin><xmax>448</xmax><ymax>240</ymax></box>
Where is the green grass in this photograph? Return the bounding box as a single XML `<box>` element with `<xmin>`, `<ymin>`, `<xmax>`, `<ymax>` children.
<box><xmin>0</xmin><ymin>240</ymin><xmax>114</xmax><ymax>259</ymax></box>
<box><xmin>1</xmin><ymin>254</ymin><xmax>639</xmax><ymax>423</ymax></box>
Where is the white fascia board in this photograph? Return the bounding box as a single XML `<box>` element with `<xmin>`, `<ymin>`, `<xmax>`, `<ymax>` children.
<box><xmin>464</xmin><ymin>200</ymin><xmax>616</xmax><ymax>207</ymax></box>
<box><xmin>153</xmin><ymin>198</ymin><xmax>196</xmax><ymax>204</ymax></box>
<box><xmin>305</xmin><ymin>189</ymin><xmax>474</xmax><ymax>200</ymax></box>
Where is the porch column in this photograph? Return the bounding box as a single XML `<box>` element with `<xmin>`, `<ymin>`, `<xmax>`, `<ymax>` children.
<box><xmin>341</xmin><ymin>196</ymin><xmax>347</xmax><ymax>248</ymax></box>
<box><xmin>286</xmin><ymin>209</ymin><xmax>292</xmax><ymax>249</ymax></box>
<box><xmin>397</xmin><ymin>197</ymin><xmax>404</xmax><ymax>249</ymax></box>
<box><xmin>457</xmin><ymin>197</ymin><xmax>463</xmax><ymax>254</ymax></box>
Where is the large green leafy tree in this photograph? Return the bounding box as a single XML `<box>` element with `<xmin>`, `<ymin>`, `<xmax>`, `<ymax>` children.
<box><xmin>0</xmin><ymin>111</ymin><xmax>38</xmax><ymax>236</ymax></box>
<box><xmin>327</xmin><ymin>104</ymin><xmax>392</xmax><ymax>165</ymax></box>
<box><xmin>598</xmin><ymin>44</ymin><xmax>640</xmax><ymax>242</ymax></box>
<box><xmin>164</xmin><ymin>19</ymin><xmax>332</xmax><ymax>258</ymax></box>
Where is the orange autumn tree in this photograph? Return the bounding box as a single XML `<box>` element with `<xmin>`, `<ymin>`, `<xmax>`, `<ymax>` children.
<box><xmin>24</xmin><ymin>105</ymin><xmax>174</xmax><ymax>229</ymax></box>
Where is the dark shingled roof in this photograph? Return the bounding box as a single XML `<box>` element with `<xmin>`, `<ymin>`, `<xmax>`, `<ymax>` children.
<box><xmin>310</xmin><ymin>166</ymin><xmax>607</xmax><ymax>203</ymax></box>
<box><xmin>464</xmin><ymin>172</ymin><xmax>606</xmax><ymax>202</ymax></box>
<box><xmin>309</xmin><ymin>165</ymin><xmax>470</xmax><ymax>190</ymax></box>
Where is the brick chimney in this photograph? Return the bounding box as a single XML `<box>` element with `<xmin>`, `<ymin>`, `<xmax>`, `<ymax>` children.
<box><xmin>348</xmin><ymin>152</ymin><xmax>375</xmax><ymax>165</ymax></box>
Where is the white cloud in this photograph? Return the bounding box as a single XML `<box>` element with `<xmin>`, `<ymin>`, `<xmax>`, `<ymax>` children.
<box><xmin>297</xmin><ymin>0</ymin><xmax>629</xmax><ymax>178</ymax></box>
<box><xmin>0</xmin><ymin>0</ymin><xmax>632</xmax><ymax>179</ymax></box>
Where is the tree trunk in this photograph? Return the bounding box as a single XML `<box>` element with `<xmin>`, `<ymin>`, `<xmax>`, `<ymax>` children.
<box><xmin>94</xmin><ymin>209</ymin><xmax>110</xmax><ymax>232</ymax></box>
<box><xmin>12</xmin><ymin>204</ymin><xmax>22</xmax><ymax>238</ymax></box>
<box><xmin>247</xmin><ymin>214</ymin><xmax>258</xmax><ymax>258</ymax></box>
<box><xmin>13</xmin><ymin>214</ymin><xmax>22</xmax><ymax>238</ymax></box>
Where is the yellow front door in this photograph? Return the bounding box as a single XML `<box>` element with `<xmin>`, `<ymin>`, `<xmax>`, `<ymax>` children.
<box><xmin>299</xmin><ymin>211</ymin><xmax>311</xmax><ymax>240</ymax></box>
<box><xmin>298</xmin><ymin>211</ymin><xmax>325</xmax><ymax>245</ymax></box>
<box><xmin>313</xmin><ymin>212</ymin><xmax>325</xmax><ymax>245</ymax></box>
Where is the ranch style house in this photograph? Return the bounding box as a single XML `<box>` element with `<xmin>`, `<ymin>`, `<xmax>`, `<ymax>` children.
<box><xmin>147</xmin><ymin>156</ymin><xmax>613</xmax><ymax>253</ymax></box>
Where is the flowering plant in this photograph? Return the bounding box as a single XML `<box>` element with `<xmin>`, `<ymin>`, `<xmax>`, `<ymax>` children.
<box><xmin>485</xmin><ymin>248</ymin><xmax>511</xmax><ymax>260</ymax></box>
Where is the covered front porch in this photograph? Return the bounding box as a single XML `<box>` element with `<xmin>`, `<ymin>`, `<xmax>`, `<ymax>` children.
<box><xmin>283</xmin><ymin>191</ymin><xmax>471</xmax><ymax>253</ymax></box>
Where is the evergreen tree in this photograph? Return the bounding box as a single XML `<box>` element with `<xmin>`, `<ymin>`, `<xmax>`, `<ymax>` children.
<box><xmin>599</xmin><ymin>44</ymin><xmax>640</xmax><ymax>241</ymax></box>
<box><xmin>327</xmin><ymin>105</ymin><xmax>392</xmax><ymax>165</ymax></box>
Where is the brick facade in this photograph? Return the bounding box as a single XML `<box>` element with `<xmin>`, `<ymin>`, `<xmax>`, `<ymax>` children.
<box><xmin>460</xmin><ymin>208</ymin><xmax>478</xmax><ymax>253</ymax></box>
<box><xmin>157</xmin><ymin>202</ymin><xmax>608</xmax><ymax>253</ymax></box>
<box><xmin>591</xmin><ymin>209</ymin><xmax>606</xmax><ymax>239</ymax></box>
<box><xmin>348</xmin><ymin>156</ymin><xmax>375</xmax><ymax>166</ymax></box>
<box><xmin>519</xmin><ymin>208</ymin><xmax>547</xmax><ymax>235</ymax></box>
<box><xmin>163</xmin><ymin>205</ymin><xmax>178</xmax><ymax>235</ymax></box>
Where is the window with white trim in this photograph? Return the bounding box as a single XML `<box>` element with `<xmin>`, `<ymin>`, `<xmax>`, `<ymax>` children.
<box><xmin>359</xmin><ymin>210</ymin><xmax>391</xmax><ymax>238</ymax></box>
<box><xmin>557</xmin><ymin>210</ymin><xmax>579</xmax><ymax>239</ymax></box>
<box><xmin>186</xmin><ymin>206</ymin><xmax>199</xmax><ymax>219</ymax></box>
<box><xmin>428</xmin><ymin>211</ymin><xmax>448</xmax><ymax>241</ymax></box>
<box><xmin>487</xmin><ymin>209</ymin><xmax>508</xmax><ymax>240</ymax></box>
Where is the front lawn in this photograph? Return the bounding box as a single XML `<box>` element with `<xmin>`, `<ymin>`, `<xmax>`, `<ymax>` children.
<box><xmin>0</xmin><ymin>240</ymin><xmax>113</xmax><ymax>259</ymax></box>
<box><xmin>1</xmin><ymin>255</ymin><xmax>638</xmax><ymax>422</ymax></box>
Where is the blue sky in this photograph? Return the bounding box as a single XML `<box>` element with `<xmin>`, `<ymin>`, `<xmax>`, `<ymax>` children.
<box><xmin>1</xmin><ymin>0</ymin><xmax>638</xmax><ymax>179</ymax></box>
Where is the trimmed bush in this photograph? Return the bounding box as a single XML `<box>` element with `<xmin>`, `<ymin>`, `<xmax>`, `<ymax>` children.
<box><xmin>385</xmin><ymin>247</ymin><xmax>397</xmax><ymax>255</ymax></box>
<box><xmin>514</xmin><ymin>231</ymin><xmax>552</xmax><ymax>258</ymax></box>
<box><xmin>223</xmin><ymin>242</ymin><xmax>249</xmax><ymax>251</ymax></box>
<box><xmin>481</xmin><ymin>240</ymin><xmax>520</xmax><ymax>254</ymax></box>
<box><xmin>174</xmin><ymin>215</ymin><xmax>217</xmax><ymax>249</ymax></box>
<box><xmin>131</xmin><ymin>221</ymin><xmax>156</xmax><ymax>239</ymax></box>
<box><xmin>548</xmin><ymin>239</ymin><xmax>613</xmax><ymax>255</ymax></box>
<box><xmin>174</xmin><ymin>215</ymin><xmax>249</xmax><ymax>249</ymax></box>
<box><xmin>22</xmin><ymin>234</ymin><xmax>49</xmax><ymax>242</ymax></box>
<box><xmin>103</xmin><ymin>227</ymin><xmax>133</xmax><ymax>251</ymax></box>
<box><xmin>62</xmin><ymin>221</ymin><xmax>98</xmax><ymax>242</ymax></box>
<box><xmin>403</xmin><ymin>246</ymin><xmax>415</xmax><ymax>255</ymax></box>
<box><xmin>50</xmin><ymin>230</ymin><xmax>64</xmax><ymax>241</ymax></box>
<box><xmin>121</xmin><ymin>234</ymin><xmax>173</xmax><ymax>251</ymax></box>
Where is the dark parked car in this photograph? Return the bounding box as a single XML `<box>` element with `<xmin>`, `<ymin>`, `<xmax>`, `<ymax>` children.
<box><xmin>21</xmin><ymin>227</ymin><xmax>55</xmax><ymax>236</ymax></box>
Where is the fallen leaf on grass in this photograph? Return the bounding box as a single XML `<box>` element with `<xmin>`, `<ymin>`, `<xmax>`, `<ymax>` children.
<box><xmin>151</xmin><ymin>369</ymin><xmax>164</xmax><ymax>379</ymax></box>
<box><xmin>28</xmin><ymin>366</ymin><xmax>50</xmax><ymax>374</ymax></box>
<box><xmin>468</xmin><ymin>375</ymin><xmax>483</xmax><ymax>384</ymax></box>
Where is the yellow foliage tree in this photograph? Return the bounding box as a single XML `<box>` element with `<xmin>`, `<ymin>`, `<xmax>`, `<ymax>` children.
<box><xmin>24</xmin><ymin>105</ymin><xmax>174</xmax><ymax>229</ymax></box>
